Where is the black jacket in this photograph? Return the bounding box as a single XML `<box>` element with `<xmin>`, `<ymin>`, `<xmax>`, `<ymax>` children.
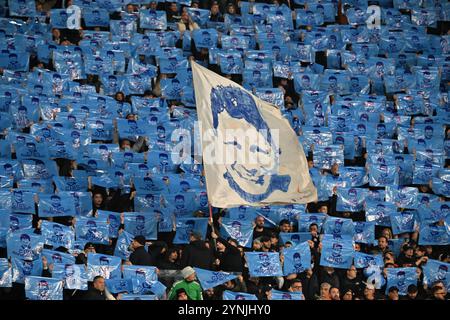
<box><xmin>83</xmin><ymin>288</ymin><xmax>107</xmax><ymax>300</ymax></box>
<box><xmin>129</xmin><ymin>246</ymin><xmax>154</xmax><ymax>266</ymax></box>
<box><xmin>180</xmin><ymin>240</ymin><xmax>214</xmax><ymax>270</ymax></box>
<box><xmin>215</xmin><ymin>237</ymin><xmax>243</xmax><ymax>273</ymax></box>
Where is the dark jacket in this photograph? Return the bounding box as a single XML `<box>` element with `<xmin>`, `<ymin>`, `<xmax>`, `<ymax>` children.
<box><xmin>129</xmin><ymin>246</ymin><xmax>154</xmax><ymax>266</ymax></box>
<box><xmin>215</xmin><ymin>237</ymin><xmax>243</xmax><ymax>273</ymax></box>
<box><xmin>180</xmin><ymin>240</ymin><xmax>214</xmax><ymax>270</ymax></box>
<box><xmin>83</xmin><ymin>287</ymin><xmax>107</xmax><ymax>300</ymax></box>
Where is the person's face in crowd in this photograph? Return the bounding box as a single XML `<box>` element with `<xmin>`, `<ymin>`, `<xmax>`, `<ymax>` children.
<box><xmin>177</xmin><ymin>291</ymin><xmax>188</xmax><ymax>300</ymax></box>
<box><xmin>169</xmin><ymin>250</ymin><xmax>178</xmax><ymax>261</ymax></box>
<box><xmin>309</xmin><ymin>224</ymin><xmax>318</xmax><ymax>236</ymax></box>
<box><xmin>347</xmin><ymin>265</ymin><xmax>357</xmax><ymax>279</ymax></box>
<box><xmin>404</xmin><ymin>248</ymin><xmax>414</xmax><ymax>258</ymax></box>
<box><xmin>407</xmin><ymin>290</ymin><xmax>418</xmax><ymax>299</ymax></box>
<box><xmin>94</xmin><ymin>277</ymin><xmax>105</xmax><ymax>292</ymax></box>
<box><xmin>280</xmin><ymin>222</ymin><xmax>290</xmax><ymax>233</ymax></box>
<box><xmin>320</xmin><ymin>285</ymin><xmax>331</xmax><ymax>299</ymax></box>
<box><xmin>330</xmin><ymin>288</ymin><xmax>340</xmax><ymax>300</ymax></box>
<box><xmin>381</xmin><ymin>229</ymin><xmax>391</xmax><ymax>239</ymax></box>
<box><xmin>131</xmin><ymin>239</ymin><xmax>142</xmax><ymax>250</ymax></box>
<box><xmin>216</xmin><ymin>241</ymin><xmax>226</xmax><ymax>252</ymax></box>
<box><xmin>388</xmin><ymin>289</ymin><xmax>399</xmax><ymax>300</ymax></box>
<box><xmin>262</xmin><ymin>239</ymin><xmax>271</xmax><ymax>249</ymax></box>
<box><xmin>169</xmin><ymin>2</ymin><xmax>178</xmax><ymax>13</ymax></box>
<box><xmin>93</xmin><ymin>193</ymin><xmax>103</xmax><ymax>207</ymax></box>
<box><xmin>211</xmin><ymin>4</ymin><xmax>219</xmax><ymax>15</ymax></box>
<box><xmin>253</xmin><ymin>241</ymin><xmax>262</xmax><ymax>250</ymax></box>
<box><xmin>364</xmin><ymin>287</ymin><xmax>375</xmax><ymax>300</ymax></box>
<box><xmin>290</xmin><ymin>281</ymin><xmax>302</xmax><ymax>292</ymax></box>
<box><xmin>255</xmin><ymin>216</ymin><xmax>265</xmax><ymax>228</ymax></box>
<box><xmin>181</xmin><ymin>11</ymin><xmax>189</xmax><ymax>23</ymax></box>
<box><xmin>318</xmin><ymin>206</ymin><xmax>328</xmax><ymax>214</ymax></box>
<box><xmin>378</xmin><ymin>237</ymin><xmax>388</xmax><ymax>249</ymax></box>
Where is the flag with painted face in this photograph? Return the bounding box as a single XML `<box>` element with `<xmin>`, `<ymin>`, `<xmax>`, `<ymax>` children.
<box><xmin>87</xmin><ymin>253</ymin><xmax>121</xmax><ymax>281</ymax></box>
<box><xmin>140</xmin><ymin>10</ymin><xmax>167</xmax><ymax>30</ymax></box>
<box><xmin>52</xmin><ymin>263</ymin><xmax>88</xmax><ymax>290</ymax></box>
<box><xmin>192</xmin><ymin>29</ymin><xmax>218</xmax><ymax>49</ymax></box>
<box><xmin>336</xmin><ymin>187</ymin><xmax>367</xmax><ymax>212</ymax></box>
<box><xmin>173</xmin><ymin>218</ymin><xmax>209</xmax><ymax>245</ymax></box>
<box><xmin>11</xmin><ymin>258</ymin><xmax>43</xmax><ymax>284</ymax></box>
<box><xmin>386</xmin><ymin>186</ymin><xmax>419</xmax><ymax>209</ymax></box>
<box><xmin>124</xmin><ymin>212</ymin><xmax>158</xmax><ymax>240</ymax></box>
<box><xmin>353</xmin><ymin>221</ymin><xmax>375</xmax><ymax>244</ymax></box>
<box><xmin>365</xmin><ymin>200</ymin><xmax>394</xmax><ymax>227</ymax></box>
<box><xmin>8</xmin><ymin>0</ymin><xmax>37</xmax><ymax>17</ymax></box>
<box><xmin>192</xmin><ymin>61</ymin><xmax>316</xmax><ymax>208</ymax></box>
<box><xmin>97</xmin><ymin>210</ymin><xmax>122</xmax><ymax>239</ymax></box>
<box><xmin>25</xmin><ymin>276</ymin><xmax>64</xmax><ymax>300</ymax></box>
<box><xmin>223</xmin><ymin>290</ymin><xmax>258</xmax><ymax>300</ymax></box>
<box><xmin>245</xmin><ymin>252</ymin><xmax>283</xmax><ymax>277</ymax></box>
<box><xmin>419</xmin><ymin>224</ymin><xmax>450</xmax><ymax>246</ymax></box>
<box><xmin>297</xmin><ymin>213</ymin><xmax>327</xmax><ymax>232</ymax></box>
<box><xmin>123</xmin><ymin>265</ymin><xmax>158</xmax><ymax>295</ymax></box>
<box><xmin>41</xmin><ymin>249</ymin><xmax>76</xmax><ymax>265</ymax></box>
<box><xmin>279</xmin><ymin>232</ymin><xmax>311</xmax><ymax>246</ymax></box>
<box><xmin>41</xmin><ymin>220</ymin><xmax>75</xmax><ymax>250</ymax></box>
<box><xmin>369</xmin><ymin>163</ymin><xmax>396</xmax><ymax>187</ymax></box>
<box><xmin>38</xmin><ymin>194</ymin><xmax>77</xmax><ymax>218</ymax></box>
<box><xmin>105</xmin><ymin>278</ymin><xmax>133</xmax><ymax>294</ymax></box>
<box><xmin>194</xmin><ymin>268</ymin><xmax>238</xmax><ymax>290</ymax></box>
<box><xmin>282</xmin><ymin>241</ymin><xmax>311</xmax><ymax>275</ymax></box>
<box><xmin>270</xmin><ymin>289</ymin><xmax>304</xmax><ymax>300</ymax></box>
<box><xmin>0</xmin><ymin>258</ymin><xmax>12</xmax><ymax>287</ymax></box>
<box><xmin>390</xmin><ymin>211</ymin><xmax>416</xmax><ymax>235</ymax></box>
<box><xmin>7</xmin><ymin>231</ymin><xmax>43</xmax><ymax>261</ymax></box>
<box><xmin>432</xmin><ymin>175</ymin><xmax>450</xmax><ymax>197</ymax></box>
<box><xmin>114</xmin><ymin>230</ymin><xmax>134</xmax><ymax>260</ymax></box>
<box><xmin>353</xmin><ymin>252</ymin><xmax>384</xmax><ymax>269</ymax></box>
<box><xmin>220</xmin><ymin>218</ymin><xmax>254</xmax><ymax>248</ymax></box>
<box><xmin>0</xmin><ymin>52</ymin><xmax>30</xmax><ymax>72</ymax></box>
<box><xmin>422</xmin><ymin>259</ymin><xmax>450</xmax><ymax>291</ymax></box>
<box><xmin>11</xmin><ymin>189</ymin><xmax>35</xmax><ymax>214</ymax></box>
<box><xmin>323</xmin><ymin>217</ymin><xmax>355</xmax><ymax>237</ymax></box>
<box><xmin>319</xmin><ymin>234</ymin><xmax>354</xmax><ymax>269</ymax></box>
<box><xmin>385</xmin><ymin>267</ymin><xmax>417</xmax><ymax>295</ymax></box>
<box><xmin>75</xmin><ymin>217</ymin><xmax>109</xmax><ymax>245</ymax></box>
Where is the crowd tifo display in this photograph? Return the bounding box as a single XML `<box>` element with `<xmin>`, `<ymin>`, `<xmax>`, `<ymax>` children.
<box><xmin>0</xmin><ymin>0</ymin><xmax>449</xmax><ymax>301</ymax></box>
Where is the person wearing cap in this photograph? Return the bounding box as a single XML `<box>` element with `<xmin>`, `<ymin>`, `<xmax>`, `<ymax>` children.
<box><xmin>168</xmin><ymin>266</ymin><xmax>203</xmax><ymax>300</ymax></box>
<box><xmin>180</xmin><ymin>231</ymin><xmax>214</xmax><ymax>270</ymax></box>
<box><xmin>129</xmin><ymin>235</ymin><xmax>154</xmax><ymax>266</ymax></box>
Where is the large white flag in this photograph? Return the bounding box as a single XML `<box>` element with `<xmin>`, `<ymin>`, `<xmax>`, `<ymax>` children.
<box><xmin>192</xmin><ymin>61</ymin><xmax>317</xmax><ymax>208</ymax></box>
